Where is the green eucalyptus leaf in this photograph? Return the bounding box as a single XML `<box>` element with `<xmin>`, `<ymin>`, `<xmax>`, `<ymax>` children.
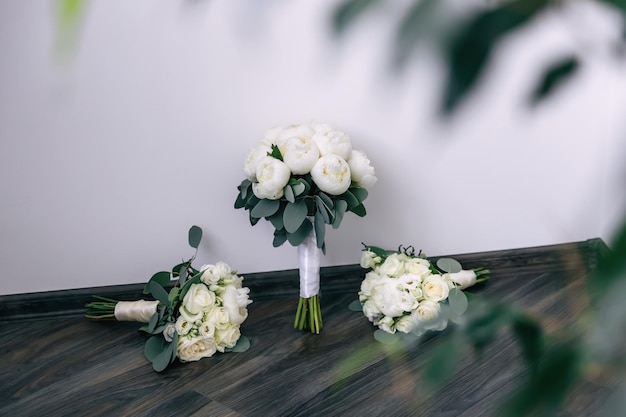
<box><xmin>234</xmin><ymin>192</ymin><xmax>247</xmax><ymax>209</ymax></box>
<box><xmin>284</xmin><ymin>185</ymin><xmax>295</xmax><ymax>203</ymax></box>
<box><xmin>317</xmin><ymin>192</ymin><xmax>334</xmax><ymax>209</ymax></box>
<box><xmin>373</xmin><ymin>329</ymin><xmax>402</xmax><ymax>345</ymax></box>
<box><xmin>348</xmin><ymin>299</ymin><xmax>363</xmax><ymax>312</ymax></box>
<box><xmin>168</xmin><ymin>286</ymin><xmax>180</xmax><ymax>304</ymax></box>
<box><xmin>350</xmin><ymin>203</ymin><xmax>366</xmax><ymax>217</ymax></box>
<box><xmin>249</xmin><ymin>212</ymin><xmax>260</xmax><ymax>226</ymax></box>
<box><xmin>448</xmin><ymin>288</ymin><xmax>468</xmax><ymax>316</ymax></box>
<box><xmin>147</xmin><ymin>312</ymin><xmax>159</xmax><ymax>333</ymax></box>
<box><xmin>273</xmin><ymin>230</ymin><xmax>288</xmax><ymax>247</ymax></box>
<box><xmin>422</xmin><ymin>334</ymin><xmax>465</xmax><ymax>389</ymax></box>
<box><xmin>150</xmin><ymin>281</ymin><xmax>170</xmax><ymax>307</ymax></box>
<box><xmin>238</xmin><ymin>179</ymin><xmax>251</xmax><ymax>199</ymax></box>
<box><xmin>314</xmin><ymin>211</ymin><xmax>326</xmax><ymax>249</ymax></box>
<box><xmin>283</xmin><ymin>199</ymin><xmax>308</xmax><ymax>233</ymax></box>
<box><xmin>268</xmin><ymin>210</ymin><xmax>285</xmax><ymax>231</ymax></box>
<box><xmin>188</xmin><ymin>225</ymin><xmax>203</xmax><ymax>249</ymax></box>
<box><xmin>179</xmin><ymin>273</ymin><xmax>201</xmax><ymax>302</ymax></box>
<box><xmin>144</xmin><ymin>335</ymin><xmax>165</xmax><ymax>362</ymax></box>
<box><xmin>341</xmin><ymin>190</ymin><xmax>359</xmax><ymax>209</ymax></box>
<box><xmin>437</xmin><ymin>258</ymin><xmax>462</xmax><ymax>273</ymax></box>
<box><xmin>152</xmin><ymin>342</ymin><xmax>175</xmax><ymax>372</ymax></box>
<box><xmin>315</xmin><ymin>196</ymin><xmax>331</xmax><ymax>224</ymax></box>
<box><xmin>530</xmin><ymin>56</ymin><xmax>579</xmax><ymax>105</ymax></box>
<box><xmin>332</xmin><ymin>199</ymin><xmax>348</xmax><ymax>229</ymax></box>
<box><xmin>332</xmin><ymin>0</ymin><xmax>380</xmax><ymax>34</ymax></box>
<box><xmin>229</xmin><ymin>335</ymin><xmax>251</xmax><ymax>353</ymax></box>
<box><xmin>251</xmin><ymin>198</ymin><xmax>281</xmax><ymax>219</ymax></box>
<box><xmin>286</xmin><ymin>219</ymin><xmax>313</xmax><ymax>246</ymax></box>
<box><xmin>351</xmin><ymin>187</ymin><xmax>368</xmax><ymax>203</ymax></box>
<box><xmin>298</xmin><ymin>177</ymin><xmax>312</xmax><ymax>194</ymax></box>
<box><xmin>292</xmin><ymin>181</ymin><xmax>306</xmax><ymax>197</ymax></box>
<box><xmin>245</xmin><ymin>193</ymin><xmax>260</xmax><ymax>210</ymax></box>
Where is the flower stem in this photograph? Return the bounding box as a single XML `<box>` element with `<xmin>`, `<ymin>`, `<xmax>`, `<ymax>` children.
<box><xmin>294</xmin><ymin>295</ymin><xmax>322</xmax><ymax>334</ymax></box>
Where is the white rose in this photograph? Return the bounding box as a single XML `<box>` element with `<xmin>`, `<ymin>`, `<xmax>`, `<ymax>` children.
<box><xmin>198</xmin><ymin>321</ymin><xmax>216</xmax><ymax>338</ymax></box>
<box><xmin>215</xmin><ymin>326</ymin><xmax>241</xmax><ymax>352</ymax></box>
<box><xmin>182</xmin><ymin>283</ymin><xmax>216</xmax><ymax>315</ymax></box>
<box><xmin>416</xmin><ymin>300</ymin><xmax>441</xmax><ymax>323</ymax></box>
<box><xmin>221</xmin><ymin>285</ymin><xmax>249</xmax><ymax>325</ymax></box>
<box><xmin>310</xmin><ymin>154</ymin><xmax>351</xmax><ymax>195</ymax></box>
<box><xmin>175</xmin><ymin>315</ymin><xmax>192</xmax><ymax>336</ymax></box>
<box><xmin>449</xmin><ymin>269</ymin><xmax>477</xmax><ymax>290</ymax></box>
<box><xmin>311</xmin><ymin>129</ymin><xmax>352</xmax><ymax>160</ymax></box>
<box><xmin>237</xmin><ymin>287</ymin><xmax>252</xmax><ymax>307</ymax></box>
<box><xmin>243</xmin><ymin>143</ymin><xmax>271</xmax><ymax>182</ymax></box>
<box><xmin>163</xmin><ymin>323</ymin><xmax>176</xmax><ymax>342</ymax></box>
<box><xmin>205</xmin><ymin>306</ymin><xmax>231</xmax><ymax>329</ymax></box>
<box><xmin>252</xmin><ymin>156</ymin><xmax>291</xmax><ymax>200</ymax></box>
<box><xmin>379</xmin><ymin>253</ymin><xmax>404</xmax><ymax>278</ymax></box>
<box><xmin>177</xmin><ymin>336</ymin><xmax>217</xmax><ymax>362</ymax></box>
<box><xmin>348</xmin><ymin>150</ymin><xmax>377</xmax><ymax>189</ymax></box>
<box><xmin>422</xmin><ymin>275</ymin><xmax>450</xmax><ymax>302</ymax></box>
<box><xmin>200</xmin><ymin>264</ymin><xmax>221</xmax><ymax>285</ymax></box>
<box><xmin>395</xmin><ymin>314</ymin><xmax>418</xmax><ymax>334</ymax></box>
<box><xmin>282</xmin><ymin>136</ymin><xmax>320</xmax><ymax>175</ymax></box>
<box><xmin>360</xmin><ymin>250</ymin><xmax>382</xmax><ymax>269</ymax></box>
<box><xmin>377</xmin><ymin>316</ymin><xmax>396</xmax><ymax>334</ymax></box>
<box><xmin>404</xmin><ymin>258</ymin><xmax>431</xmax><ymax>277</ymax></box>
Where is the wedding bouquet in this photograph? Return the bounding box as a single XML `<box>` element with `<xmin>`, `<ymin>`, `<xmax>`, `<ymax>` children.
<box><xmin>358</xmin><ymin>244</ymin><xmax>489</xmax><ymax>336</ymax></box>
<box><xmin>234</xmin><ymin>122</ymin><xmax>376</xmax><ymax>333</ymax></box>
<box><xmin>85</xmin><ymin>226</ymin><xmax>252</xmax><ymax>372</ymax></box>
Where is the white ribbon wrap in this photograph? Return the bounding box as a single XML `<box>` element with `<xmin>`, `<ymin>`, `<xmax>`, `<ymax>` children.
<box><xmin>297</xmin><ymin>226</ymin><xmax>321</xmax><ymax>298</ymax></box>
<box><xmin>449</xmin><ymin>269</ymin><xmax>477</xmax><ymax>290</ymax></box>
<box><xmin>114</xmin><ymin>300</ymin><xmax>159</xmax><ymax>323</ymax></box>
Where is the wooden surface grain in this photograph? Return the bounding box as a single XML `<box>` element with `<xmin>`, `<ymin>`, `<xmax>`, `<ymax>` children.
<box><xmin>0</xmin><ymin>239</ymin><xmax>613</xmax><ymax>416</ymax></box>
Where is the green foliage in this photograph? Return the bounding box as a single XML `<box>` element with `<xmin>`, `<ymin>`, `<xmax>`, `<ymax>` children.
<box><xmin>188</xmin><ymin>225</ymin><xmax>203</xmax><ymax>249</ymax></box>
<box><xmin>436</xmin><ymin>257</ymin><xmax>462</xmax><ymax>273</ymax></box>
<box><xmin>235</xmin><ymin>171</ymin><xmax>371</xmax><ymax>250</ymax></box>
<box><xmin>529</xmin><ymin>56</ymin><xmax>580</xmax><ymax>105</ymax></box>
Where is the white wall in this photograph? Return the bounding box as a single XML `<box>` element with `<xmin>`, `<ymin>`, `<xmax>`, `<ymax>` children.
<box><xmin>1</xmin><ymin>0</ymin><xmax>625</xmax><ymax>295</ymax></box>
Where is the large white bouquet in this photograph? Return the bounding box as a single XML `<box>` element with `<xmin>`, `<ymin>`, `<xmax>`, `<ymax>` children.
<box><xmin>235</xmin><ymin>122</ymin><xmax>376</xmax><ymax>333</ymax></box>
<box><xmin>359</xmin><ymin>244</ymin><xmax>489</xmax><ymax>336</ymax></box>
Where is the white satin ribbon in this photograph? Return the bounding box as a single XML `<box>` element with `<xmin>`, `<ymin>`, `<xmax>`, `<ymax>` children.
<box><xmin>449</xmin><ymin>270</ymin><xmax>477</xmax><ymax>290</ymax></box>
<box><xmin>114</xmin><ymin>300</ymin><xmax>159</xmax><ymax>323</ymax></box>
<box><xmin>297</xmin><ymin>227</ymin><xmax>321</xmax><ymax>298</ymax></box>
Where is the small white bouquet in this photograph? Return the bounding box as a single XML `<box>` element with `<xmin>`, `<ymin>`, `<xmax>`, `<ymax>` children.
<box><xmin>358</xmin><ymin>244</ymin><xmax>489</xmax><ymax>336</ymax></box>
<box><xmin>85</xmin><ymin>226</ymin><xmax>252</xmax><ymax>372</ymax></box>
<box><xmin>234</xmin><ymin>122</ymin><xmax>376</xmax><ymax>333</ymax></box>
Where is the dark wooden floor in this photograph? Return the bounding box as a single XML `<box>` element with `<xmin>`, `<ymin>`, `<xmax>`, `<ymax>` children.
<box><xmin>0</xmin><ymin>240</ymin><xmax>616</xmax><ymax>416</ymax></box>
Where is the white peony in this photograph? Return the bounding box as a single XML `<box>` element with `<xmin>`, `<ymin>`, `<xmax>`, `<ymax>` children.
<box><xmin>252</xmin><ymin>156</ymin><xmax>291</xmax><ymax>200</ymax></box>
<box><xmin>282</xmin><ymin>136</ymin><xmax>320</xmax><ymax>175</ymax></box>
<box><xmin>359</xmin><ymin>271</ymin><xmax>380</xmax><ymax>300</ymax></box>
<box><xmin>362</xmin><ymin>299</ymin><xmax>380</xmax><ymax>321</ymax></box>
<box><xmin>310</xmin><ymin>154</ymin><xmax>351</xmax><ymax>195</ymax></box>
<box><xmin>377</xmin><ymin>316</ymin><xmax>396</xmax><ymax>334</ymax></box>
<box><xmin>262</xmin><ymin>126</ymin><xmax>284</xmax><ymax>145</ymax></box>
<box><xmin>348</xmin><ymin>150</ymin><xmax>377</xmax><ymax>189</ymax></box>
<box><xmin>276</xmin><ymin>124</ymin><xmax>315</xmax><ymax>151</ymax></box>
<box><xmin>422</xmin><ymin>275</ymin><xmax>450</xmax><ymax>302</ymax></box>
<box><xmin>200</xmin><ymin>262</ymin><xmax>233</xmax><ymax>285</ymax></box>
<box><xmin>243</xmin><ymin>144</ymin><xmax>271</xmax><ymax>182</ymax></box>
<box><xmin>177</xmin><ymin>336</ymin><xmax>217</xmax><ymax>362</ymax></box>
<box><xmin>221</xmin><ymin>285</ymin><xmax>249</xmax><ymax>325</ymax></box>
<box><xmin>370</xmin><ymin>277</ymin><xmax>414</xmax><ymax>318</ymax></box>
<box><xmin>311</xmin><ymin>129</ymin><xmax>352</xmax><ymax>160</ymax></box>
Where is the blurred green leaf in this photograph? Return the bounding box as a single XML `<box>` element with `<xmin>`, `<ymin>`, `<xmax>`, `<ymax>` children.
<box><xmin>341</xmin><ymin>190</ymin><xmax>360</xmax><ymax>209</ymax></box>
<box><xmin>530</xmin><ymin>56</ymin><xmax>579</xmax><ymax>105</ymax></box>
<box><xmin>144</xmin><ymin>271</ymin><xmax>171</xmax><ymax>294</ymax></box>
<box><xmin>422</xmin><ymin>333</ymin><xmax>465</xmax><ymax>389</ymax></box>
<box><xmin>273</xmin><ymin>229</ymin><xmax>288</xmax><ymax>247</ymax></box>
<box><xmin>315</xmin><ymin>195</ymin><xmax>331</xmax><ymax>224</ymax></box>
<box><xmin>374</xmin><ymin>329</ymin><xmax>402</xmax><ymax>345</ymax></box>
<box><xmin>350</xmin><ymin>187</ymin><xmax>368</xmax><ymax>203</ymax></box>
<box><xmin>394</xmin><ymin>0</ymin><xmax>438</xmax><ymax>66</ymax></box>
<box><xmin>144</xmin><ymin>335</ymin><xmax>166</xmax><ymax>362</ymax></box>
<box><xmin>599</xmin><ymin>0</ymin><xmax>626</xmax><ymax>16</ymax></box>
<box><xmin>441</xmin><ymin>0</ymin><xmax>549</xmax><ymax>115</ymax></box>
<box><xmin>292</xmin><ymin>181</ymin><xmax>306</xmax><ymax>197</ymax></box>
<box><xmin>590</xmin><ymin>217</ymin><xmax>626</xmax><ymax>301</ymax></box>
<box><xmin>268</xmin><ymin>209</ymin><xmax>285</xmax><ymax>230</ymax></box>
<box><xmin>350</xmin><ymin>203</ymin><xmax>367</xmax><ymax>217</ymax></box>
<box><xmin>147</xmin><ymin>311</ymin><xmax>159</xmax><ymax>333</ymax></box>
<box><xmin>448</xmin><ymin>288</ymin><xmax>468</xmax><ymax>316</ymax></box>
<box><xmin>152</xmin><ymin>341</ymin><xmax>175</xmax><ymax>372</ymax></box>
<box><xmin>512</xmin><ymin>314</ymin><xmax>544</xmax><ymax>369</ymax></box>
<box><xmin>437</xmin><ymin>257</ymin><xmax>462</xmax><ymax>273</ymax></box>
<box><xmin>332</xmin><ymin>0</ymin><xmax>380</xmax><ymax>34</ymax></box>
<box><xmin>188</xmin><ymin>225</ymin><xmax>203</xmax><ymax>249</ymax></box>
<box><xmin>227</xmin><ymin>335</ymin><xmax>251</xmax><ymax>353</ymax></box>
<box><xmin>251</xmin><ymin>198</ymin><xmax>281</xmax><ymax>219</ymax></box>
<box><xmin>283</xmin><ymin>198</ymin><xmax>308</xmax><ymax>233</ymax></box>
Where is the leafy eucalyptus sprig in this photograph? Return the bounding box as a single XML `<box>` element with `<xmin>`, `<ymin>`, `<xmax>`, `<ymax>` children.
<box><xmin>235</xmin><ymin>145</ymin><xmax>370</xmax><ymax>254</ymax></box>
